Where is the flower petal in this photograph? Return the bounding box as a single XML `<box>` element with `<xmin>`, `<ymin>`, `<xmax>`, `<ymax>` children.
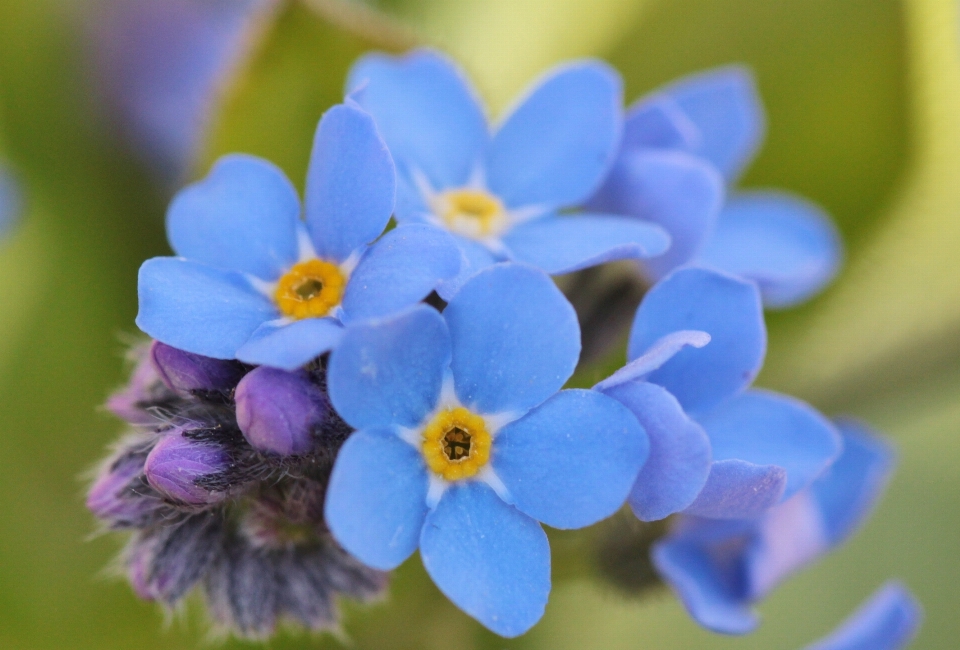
<box><xmin>327</xmin><ymin>305</ymin><xmax>449</xmax><ymax>430</ymax></box>
<box><xmin>166</xmin><ymin>154</ymin><xmax>300</xmax><ymax>281</ymax></box>
<box><xmin>136</xmin><ymin>257</ymin><xmax>276</xmax><ymax>359</ymax></box>
<box><xmin>698</xmin><ymin>389</ymin><xmax>842</xmax><ymax>502</ymax></box>
<box><xmin>420</xmin><ymin>482</ymin><xmax>550</xmax><ymax>637</ymax></box>
<box><xmin>502</xmin><ymin>213</ymin><xmax>670</xmax><ymax>275</ymax></box>
<box><xmin>235</xmin><ymin>318</ymin><xmax>343</xmax><ymax>370</ymax></box>
<box><xmin>586</xmin><ymin>151</ymin><xmax>725</xmax><ymax>279</ymax></box>
<box><xmin>811</xmin><ymin>418</ymin><xmax>896</xmax><ymax>545</ymax></box>
<box><xmin>621</xmin><ymin>95</ymin><xmax>700</xmax><ymax>150</ymax></box>
<box><xmin>341</xmin><ymin>224</ymin><xmax>461</xmax><ymax>322</ymax></box>
<box><xmin>661</xmin><ymin>66</ymin><xmax>765</xmax><ymax>182</ymax></box>
<box><xmin>435</xmin><ymin>235</ymin><xmax>499</xmax><ymax>301</ymax></box>
<box><xmin>304</xmin><ymin>103</ymin><xmax>396</xmax><ymax>263</ymax></box>
<box><xmin>699</xmin><ymin>191</ymin><xmax>842</xmax><ymax>308</ymax></box>
<box><xmin>487</xmin><ymin>61</ymin><xmax>622</xmax><ymax>209</ymax></box>
<box><xmin>599</xmin><ymin>381</ymin><xmax>711</xmax><ymax>521</ymax></box>
<box><xmin>593</xmin><ymin>330</ymin><xmax>710</xmax><ymax>392</ymax></box>
<box><xmin>803</xmin><ymin>582</ymin><xmax>922</xmax><ymax>650</ymax></box>
<box><xmin>494</xmin><ymin>389</ymin><xmax>647</xmax><ymax>529</ymax></box>
<box><xmin>652</xmin><ymin>534</ymin><xmax>759</xmax><ymax>635</ymax></box>
<box><xmin>324</xmin><ymin>428</ymin><xmax>429</xmax><ymax>570</ymax></box>
<box><xmin>629</xmin><ymin>266</ymin><xmax>765</xmax><ymax>415</ymax></box>
<box><xmin>683</xmin><ymin>459</ymin><xmax>787</xmax><ymax>519</ymax></box>
<box><xmin>347</xmin><ymin>49</ymin><xmax>487</xmax><ymax>191</ymax></box>
<box><xmin>445</xmin><ymin>263</ymin><xmax>580</xmax><ymax>415</ymax></box>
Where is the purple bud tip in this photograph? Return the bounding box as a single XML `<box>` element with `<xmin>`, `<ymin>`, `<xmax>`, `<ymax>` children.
<box><xmin>86</xmin><ymin>456</ymin><xmax>145</xmax><ymax>520</ymax></box>
<box><xmin>144</xmin><ymin>428</ymin><xmax>229</xmax><ymax>505</ymax></box>
<box><xmin>235</xmin><ymin>367</ymin><xmax>327</xmax><ymax>456</ymax></box>
<box><xmin>107</xmin><ymin>348</ymin><xmax>162</xmax><ymax>424</ymax></box>
<box><xmin>150</xmin><ymin>341</ymin><xmax>244</xmax><ymax>393</ymax></box>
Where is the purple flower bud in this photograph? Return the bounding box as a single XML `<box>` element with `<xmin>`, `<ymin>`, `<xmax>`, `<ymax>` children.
<box><xmin>144</xmin><ymin>428</ymin><xmax>230</xmax><ymax>505</ymax></box>
<box><xmin>87</xmin><ymin>454</ymin><xmax>152</xmax><ymax>524</ymax></box>
<box><xmin>235</xmin><ymin>367</ymin><xmax>328</xmax><ymax>456</ymax></box>
<box><xmin>151</xmin><ymin>341</ymin><xmax>244</xmax><ymax>393</ymax></box>
<box><xmin>125</xmin><ymin>537</ymin><xmax>158</xmax><ymax>601</ymax></box>
<box><xmin>106</xmin><ymin>346</ymin><xmax>165</xmax><ymax>424</ymax></box>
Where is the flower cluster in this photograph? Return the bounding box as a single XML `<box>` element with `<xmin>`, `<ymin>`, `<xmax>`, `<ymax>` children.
<box><xmin>88</xmin><ymin>48</ymin><xmax>919</xmax><ymax>644</ymax></box>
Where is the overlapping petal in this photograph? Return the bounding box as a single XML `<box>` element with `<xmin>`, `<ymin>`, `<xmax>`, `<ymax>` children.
<box><xmin>593</xmin><ymin>330</ymin><xmax>710</xmax><ymax>392</ymax></box>
<box><xmin>698</xmin><ymin>390</ymin><xmax>842</xmax><ymax>502</ymax></box>
<box><xmin>629</xmin><ymin>267</ymin><xmax>765</xmax><ymax>415</ymax></box>
<box><xmin>620</xmin><ymin>95</ymin><xmax>699</xmax><ymax>151</ymax></box>
<box><xmin>304</xmin><ymin>103</ymin><xmax>396</xmax><ymax>263</ymax></box>
<box><xmin>586</xmin><ymin>151</ymin><xmax>724</xmax><ymax>278</ymax></box>
<box><xmin>327</xmin><ymin>305</ymin><xmax>449</xmax><ymax>430</ymax></box>
<box><xmin>487</xmin><ymin>61</ymin><xmax>622</xmax><ymax>209</ymax></box>
<box><xmin>166</xmin><ymin>154</ymin><xmax>300</xmax><ymax>281</ymax></box>
<box><xmin>341</xmin><ymin>223</ymin><xmax>461</xmax><ymax>321</ymax></box>
<box><xmin>445</xmin><ymin>264</ymin><xmax>580</xmax><ymax>415</ymax></box>
<box><xmin>494</xmin><ymin>389</ymin><xmax>647</xmax><ymax>529</ymax></box>
<box><xmin>420</xmin><ymin>482</ymin><xmax>550</xmax><ymax>637</ymax></box>
<box><xmin>435</xmin><ymin>235</ymin><xmax>499</xmax><ymax>301</ymax></box>
<box><xmin>347</xmin><ymin>49</ymin><xmax>488</xmax><ymax>191</ymax></box>
<box><xmin>599</xmin><ymin>381</ymin><xmax>711</xmax><ymax>521</ymax></box>
<box><xmin>137</xmin><ymin>257</ymin><xmax>277</xmax><ymax>359</ymax></box>
<box><xmin>683</xmin><ymin>459</ymin><xmax>787</xmax><ymax>519</ymax></box>
<box><xmin>699</xmin><ymin>191</ymin><xmax>842</xmax><ymax>308</ymax></box>
<box><xmin>235</xmin><ymin>318</ymin><xmax>343</xmax><ymax>371</ymax></box>
<box><xmin>503</xmin><ymin>213</ymin><xmax>669</xmax><ymax>275</ymax></box>
<box><xmin>803</xmin><ymin>582</ymin><xmax>922</xmax><ymax>650</ymax></box>
<box><xmin>660</xmin><ymin>66</ymin><xmax>765</xmax><ymax>182</ymax></box>
<box><xmin>325</xmin><ymin>428</ymin><xmax>429</xmax><ymax>570</ymax></box>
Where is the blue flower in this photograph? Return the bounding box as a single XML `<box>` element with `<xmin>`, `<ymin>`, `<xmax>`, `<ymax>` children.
<box><xmin>136</xmin><ymin>102</ymin><xmax>461</xmax><ymax>371</ymax></box>
<box><xmin>345</xmin><ymin>49</ymin><xmax>671</xmax><ymax>296</ymax></box>
<box><xmin>595</xmin><ymin>266</ymin><xmax>842</xmax><ymax>523</ymax></box>
<box><xmin>323</xmin><ymin>263</ymin><xmax>648</xmax><ymax>636</ymax></box>
<box><xmin>587</xmin><ymin>67</ymin><xmax>842</xmax><ymax>308</ymax></box>
<box><xmin>652</xmin><ymin>419</ymin><xmax>895</xmax><ymax>634</ymax></box>
<box><xmin>803</xmin><ymin>581</ymin><xmax>921</xmax><ymax>650</ymax></box>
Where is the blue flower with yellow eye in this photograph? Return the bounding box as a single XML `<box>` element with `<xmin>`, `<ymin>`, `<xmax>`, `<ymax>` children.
<box><xmin>136</xmin><ymin>102</ymin><xmax>461</xmax><ymax>371</ymax></box>
<box><xmin>323</xmin><ymin>263</ymin><xmax>648</xmax><ymax>637</ymax></box>
<box><xmin>586</xmin><ymin>67</ymin><xmax>842</xmax><ymax>308</ymax></box>
<box><xmin>595</xmin><ymin>267</ymin><xmax>841</xmax><ymax>523</ymax></box>
<box><xmin>346</xmin><ymin>49</ymin><xmax>671</xmax><ymax>296</ymax></box>
<box><xmin>653</xmin><ymin>419</ymin><xmax>899</xmax><ymax>635</ymax></box>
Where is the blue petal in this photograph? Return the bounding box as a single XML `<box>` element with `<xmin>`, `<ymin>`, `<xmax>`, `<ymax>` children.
<box><xmin>435</xmin><ymin>235</ymin><xmax>499</xmax><ymax>301</ymax></box>
<box><xmin>599</xmin><ymin>381</ymin><xmax>711</xmax><ymax>521</ymax></box>
<box><xmin>304</xmin><ymin>103</ymin><xmax>396</xmax><ymax>263</ymax></box>
<box><xmin>327</xmin><ymin>305</ymin><xmax>449</xmax><ymax>430</ymax></box>
<box><xmin>698</xmin><ymin>389</ymin><xmax>842</xmax><ymax>502</ymax></box>
<box><xmin>811</xmin><ymin>418</ymin><xmax>896</xmax><ymax>545</ymax></box>
<box><xmin>652</xmin><ymin>535</ymin><xmax>759</xmax><ymax>635</ymax></box>
<box><xmin>325</xmin><ymin>428</ymin><xmax>428</xmax><ymax>570</ymax></box>
<box><xmin>235</xmin><ymin>318</ymin><xmax>343</xmax><ymax>370</ymax></box>
<box><xmin>683</xmin><ymin>459</ymin><xmax>786</xmax><ymax>519</ymax></box>
<box><xmin>593</xmin><ymin>330</ymin><xmax>710</xmax><ymax>392</ymax></box>
<box><xmin>699</xmin><ymin>191</ymin><xmax>842</xmax><ymax>308</ymax></box>
<box><xmin>804</xmin><ymin>582</ymin><xmax>922</xmax><ymax>650</ymax></box>
<box><xmin>494</xmin><ymin>389</ymin><xmax>647</xmax><ymax>529</ymax></box>
<box><xmin>341</xmin><ymin>223</ymin><xmax>461</xmax><ymax>322</ymax></box>
<box><xmin>586</xmin><ymin>151</ymin><xmax>724</xmax><ymax>278</ymax></box>
<box><xmin>629</xmin><ymin>266</ymin><xmax>765</xmax><ymax>415</ymax></box>
<box><xmin>166</xmin><ymin>154</ymin><xmax>300</xmax><ymax>281</ymax></box>
<box><xmin>420</xmin><ymin>482</ymin><xmax>550</xmax><ymax>637</ymax></box>
<box><xmin>347</xmin><ymin>49</ymin><xmax>488</xmax><ymax>191</ymax></box>
<box><xmin>502</xmin><ymin>213</ymin><xmax>670</xmax><ymax>275</ymax></box>
<box><xmin>661</xmin><ymin>66</ymin><xmax>765</xmax><ymax>182</ymax></box>
<box><xmin>136</xmin><ymin>257</ymin><xmax>276</xmax><ymax>359</ymax></box>
<box><xmin>445</xmin><ymin>263</ymin><xmax>580</xmax><ymax>415</ymax></box>
<box><xmin>487</xmin><ymin>61</ymin><xmax>622</xmax><ymax>209</ymax></box>
<box><xmin>620</xmin><ymin>95</ymin><xmax>700</xmax><ymax>150</ymax></box>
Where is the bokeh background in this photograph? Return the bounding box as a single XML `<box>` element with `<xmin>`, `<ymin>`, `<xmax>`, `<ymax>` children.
<box><xmin>0</xmin><ymin>0</ymin><xmax>957</xmax><ymax>648</ymax></box>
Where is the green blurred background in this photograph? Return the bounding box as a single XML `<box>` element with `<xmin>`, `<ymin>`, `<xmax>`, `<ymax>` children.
<box><xmin>0</xmin><ymin>0</ymin><xmax>957</xmax><ymax>647</ymax></box>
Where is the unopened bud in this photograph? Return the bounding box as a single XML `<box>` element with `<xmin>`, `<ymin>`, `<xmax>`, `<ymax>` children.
<box><xmin>144</xmin><ymin>428</ymin><xmax>230</xmax><ymax>505</ymax></box>
<box><xmin>87</xmin><ymin>453</ymin><xmax>155</xmax><ymax>526</ymax></box>
<box><xmin>235</xmin><ymin>367</ymin><xmax>327</xmax><ymax>456</ymax></box>
<box><xmin>150</xmin><ymin>341</ymin><xmax>245</xmax><ymax>393</ymax></box>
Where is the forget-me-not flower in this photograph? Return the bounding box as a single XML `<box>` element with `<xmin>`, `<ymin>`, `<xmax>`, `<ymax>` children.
<box><xmin>137</xmin><ymin>102</ymin><xmax>461</xmax><ymax>371</ymax></box>
<box><xmin>346</xmin><ymin>49</ymin><xmax>671</xmax><ymax>296</ymax></box>
<box><xmin>803</xmin><ymin>581</ymin><xmax>921</xmax><ymax>650</ymax></box>
<box><xmin>594</xmin><ymin>266</ymin><xmax>842</xmax><ymax>523</ymax></box>
<box><xmin>587</xmin><ymin>67</ymin><xmax>842</xmax><ymax>308</ymax></box>
<box><xmin>323</xmin><ymin>263</ymin><xmax>648</xmax><ymax>636</ymax></box>
<box><xmin>653</xmin><ymin>419</ymin><xmax>895</xmax><ymax>634</ymax></box>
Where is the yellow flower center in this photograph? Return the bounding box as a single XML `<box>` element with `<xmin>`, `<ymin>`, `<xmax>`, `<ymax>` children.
<box><xmin>421</xmin><ymin>407</ymin><xmax>492</xmax><ymax>481</ymax></box>
<box><xmin>273</xmin><ymin>259</ymin><xmax>346</xmax><ymax>320</ymax></box>
<box><xmin>437</xmin><ymin>189</ymin><xmax>507</xmax><ymax>239</ymax></box>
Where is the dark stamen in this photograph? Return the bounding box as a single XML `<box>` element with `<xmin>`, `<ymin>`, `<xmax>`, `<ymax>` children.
<box><xmin>294</xmin><ymin>278</ymin><xmax>324</xmax><ymax>300</ymax></box>
<box><xmin>442</xmin><ymin>427</ymin><xmax>471</xmax><ymax>461</ymax></box>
